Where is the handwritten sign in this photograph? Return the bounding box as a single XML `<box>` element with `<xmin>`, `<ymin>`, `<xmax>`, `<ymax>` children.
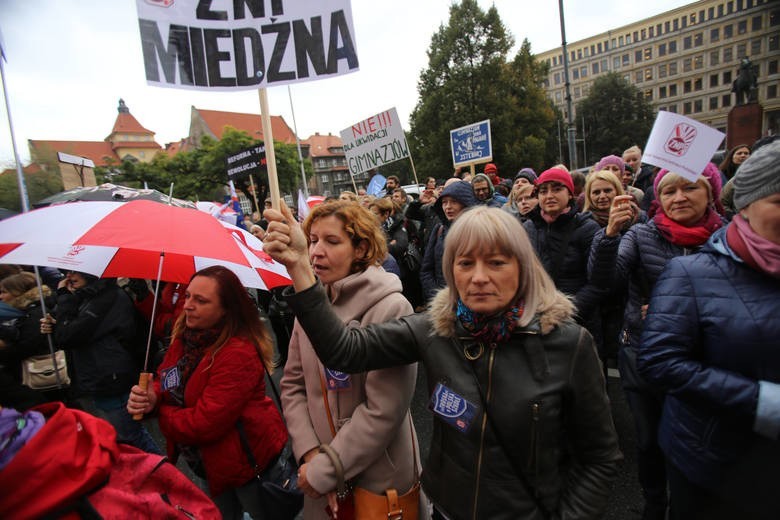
<box><xmin>340</xmin><ymin>108</ymin><xmax>410</xmax><ymax>176</ymax></box>
<box><xmin>136</xmin><ymin>0</ymin><xmax>359</xmax><ymax>91</ymax></box>
<box><xmin>643</xmin><ymin>111</ymin><xmax>725</xmax><ymax>183</ymax></box>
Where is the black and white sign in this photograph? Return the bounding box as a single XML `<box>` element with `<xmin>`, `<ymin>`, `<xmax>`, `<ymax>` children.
<box><xmin>226</xmin><ymin>145</ymin><xmax>266</xmax><ymax>179</ymax></box>
<box><xmin>136</xmin><ymin>0</ymin><xmax>359</xmax><ymax>91</ymax></box>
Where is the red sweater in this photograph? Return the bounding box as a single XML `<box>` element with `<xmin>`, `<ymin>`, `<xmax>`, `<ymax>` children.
<box><xmin>156</xmin><ymin>335</ymin><xmax>287</xmax><ymax>496</ymax></box>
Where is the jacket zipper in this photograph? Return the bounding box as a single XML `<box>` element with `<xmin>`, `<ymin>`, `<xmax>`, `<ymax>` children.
<box><xmin>528</xmin><ymin>402</ymin><xmax>541</xmax><ymax>479</ymax></box>
<box><xmin>472</xmin><ymin>343</ymin><xmax>497</xmax><ymax>520</ymax></box>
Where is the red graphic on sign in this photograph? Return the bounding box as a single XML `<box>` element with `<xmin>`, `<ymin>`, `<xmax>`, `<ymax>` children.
<box><xmin>664</xmin><ymin>123</ymin><xmax>697</xmax><ymax>157</ymax></box>
<box><xmin>66</xmin><ymin>245</ymin><xmax>86</xmax><ymax>257</ymax></box>
<box><xmin>145</xmin><ymin>0</ymin><xmax>174</xmax><ymax>7</ymax></box>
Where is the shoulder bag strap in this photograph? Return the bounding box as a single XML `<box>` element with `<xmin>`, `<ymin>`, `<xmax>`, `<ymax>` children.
<box><xmin>317</xmin><ymin>367</ymin><xmax>338</xmax><ymax>438</ymax></box>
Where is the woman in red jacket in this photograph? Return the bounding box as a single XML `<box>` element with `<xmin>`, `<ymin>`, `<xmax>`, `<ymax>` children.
<box><xmin>127</xmin><ymin>265</ymin><xmax>288</xmax><ymax>519</ymax></box>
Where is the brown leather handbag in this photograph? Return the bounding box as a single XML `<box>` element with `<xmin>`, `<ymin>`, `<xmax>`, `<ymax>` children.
<box><xmin>318</xmin><ymin>370</ymin><xmax>420</xmax><ymax>520</ymax></box>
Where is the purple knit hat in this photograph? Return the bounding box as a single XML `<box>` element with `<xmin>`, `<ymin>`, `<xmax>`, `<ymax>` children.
<box><xmin>594</xmin><ymin>155</ymin><xmax>625</xmax><ymax>176</ymax></box>
<box><xmin>653</xmin><ymin>162</ymin><xmax>724</xmax><ymax>215</ymax></box>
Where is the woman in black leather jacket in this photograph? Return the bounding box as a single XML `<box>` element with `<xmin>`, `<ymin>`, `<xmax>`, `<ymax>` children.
<box><xmin>264</xmin><ymin>204</ymin><xmax>621</xmax><ymax>520</ymax></box>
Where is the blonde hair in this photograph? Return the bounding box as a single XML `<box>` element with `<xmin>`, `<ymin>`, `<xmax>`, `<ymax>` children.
<box><xmin>622</xmin><ymin>145</ymin><xmax>642</xmax><ymax>159</ymax></box>
<box><xmin>656</xmin><ymin>172</ymin><xmax>712</xmax><ymax>202</ymax></box>
<box><xmin>303</xmin><ymin>200</ymin><xmax>387</xmax><ymax>273</ymax></box>
<box><xmin>583</xmin><ymin>170</ymin><xmax>625</xmax><ymax>211</ymax></box>
<box><xmin>339</xmin><ymin>190</ymin><xmax>358</xmax><ymax>202</ymax></box>
<box><xmin>442</xmin><ymin>206</ymin><xmax>573</xmax><ymax>326</ymax></box>
<box><xmin>369</xmin><ymin>197</ymin><xmax>395</xmax><ymax>217</ymax></box>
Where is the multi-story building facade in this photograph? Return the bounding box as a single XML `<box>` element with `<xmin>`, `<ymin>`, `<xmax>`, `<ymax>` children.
<box><xmin>537</xmin><ymin>0</ymin><xmax>779</xmax><ymax>140</ymax></box>
<box><xmin>305</xmin><ymin>132</ymin><xmax>368</xmax><ymax>197</ymax></box>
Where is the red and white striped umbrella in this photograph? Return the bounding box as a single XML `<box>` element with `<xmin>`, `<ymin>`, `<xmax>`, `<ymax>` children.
<box><xmin>0</xmin><ymin>200</ymin><xmax>290</xmax><ymax>290</ymax></box>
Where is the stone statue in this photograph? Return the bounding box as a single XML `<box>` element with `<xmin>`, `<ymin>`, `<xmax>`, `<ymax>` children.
<box><xmin>732</xmin><ymin>57</ymin><xmax>759</xmax><ymax>105</ymax></box>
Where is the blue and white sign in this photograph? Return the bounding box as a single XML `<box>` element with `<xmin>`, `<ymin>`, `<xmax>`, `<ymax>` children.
<box><xmin>450</xmin><ymin>119</ymin><xmax>492</xmax><ymax>167</ymax></box>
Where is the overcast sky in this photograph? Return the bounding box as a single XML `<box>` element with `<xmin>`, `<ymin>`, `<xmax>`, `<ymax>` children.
<box><xmin>0</xmin><ymin>0</ymin><xmax>687</xmax><ymax>166</ymax></box>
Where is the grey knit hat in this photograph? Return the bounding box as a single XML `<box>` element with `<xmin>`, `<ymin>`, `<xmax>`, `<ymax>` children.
<box><xmin>733</xmin><ymin>139</ymin><xmax>780</xmax><ymax>211</ymax></box>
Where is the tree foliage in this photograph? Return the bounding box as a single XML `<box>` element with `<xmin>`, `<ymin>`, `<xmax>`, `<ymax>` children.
<box><xmin>0</xmin><ymin>169</ymin><xmax>63</xmax><ymax>211</ymax></box>
<box><xmin>96</xmin><ymin>127</ymin><xmax>309</xmax><ymax>210</ymax></box>
<box><xmin>576</xmin><ymin>72</ymin><xmax>655</xmax><ymax>166</ymax></box>
<box><xmin>409</xmin><ymin>0</ymin><xmax>557</xmax><ymax>178</ymax></box>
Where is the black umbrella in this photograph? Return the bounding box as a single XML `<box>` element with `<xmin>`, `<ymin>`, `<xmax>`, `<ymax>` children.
<box><xmin>33</xmin><ymin>183</ymin><xmax>195</xmax><ymax>209</ymax></box>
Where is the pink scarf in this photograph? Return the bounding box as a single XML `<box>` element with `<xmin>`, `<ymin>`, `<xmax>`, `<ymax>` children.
<box><xmin>541</xmin><ymin>206</ymin><xmax>571</xmax><ymax>224</ymax></box>
<box><xmin>727</xmin><ymin>216</ymin><xmax>780</xmax><ymax>278</ymax></box>
<box><xmin>653</xmin><ymin>208</ymin><xmax>722</xmax><ymax>247</ymax></box>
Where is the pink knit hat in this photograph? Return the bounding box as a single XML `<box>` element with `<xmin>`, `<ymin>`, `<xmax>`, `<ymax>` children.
<box><xmin>535</xmin><ymin>168</ymin><xmax>575</xmax><ymax>194</ymax></box>
<box><xmin>595</xmin><ymin>155</ymin><xmax>626</xmax><ymax>176</ymax></box>
<box><xmin>653</xmin><ymin>162</ymin><xmax>724</xmax><ymax>215</ymax></box>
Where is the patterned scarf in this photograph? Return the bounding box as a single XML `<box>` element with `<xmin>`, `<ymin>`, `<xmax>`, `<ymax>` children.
<box><xmin>653</xmin><ymin>208</ymin><xmax>722</xmax><ymax>247</ymax></box>
<box><xmin>456</xmin><ymin>297</ymin><xmax>525</xmax><ymax>344</ymax></box>
<box><xmin>168</xmin><ymin>326</ymin><xmax>221</xmax><ymax>406</ymax></box>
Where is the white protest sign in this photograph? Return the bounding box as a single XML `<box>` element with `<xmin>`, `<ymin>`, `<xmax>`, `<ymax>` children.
<box><xmin>642</xmin><ymin>111</ymin><xmax>725</xmax><ymax>183</ymax></box>
<box><xmin>340</xmin><ymin>108</ymin><xmax>410</xmax><ymax>176</ymax></box>
<box><xmin>136</xmin><ymin>0</ymin><xmax>359</xmax><ymax>91</ymax></box>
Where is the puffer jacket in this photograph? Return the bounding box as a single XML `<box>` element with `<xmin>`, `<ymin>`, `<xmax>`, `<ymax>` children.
<box><xmin>523</xmin><ymin>207</ymin><xmax>601</xmax><ymax>320</ymax></box>
<box><xmin>420</xmin><ymin>181</ymin><xmax>478</xmax><ymax>301</ymax></box>
<box><xmin>637</xmin><ymin>227</ymin><xmax>780</xmax><ymax>514</ymax></box>
<box><xmin>53</xmin><ymin>279</ymin><xmax>138</xmax><ymax>397</ymax></box>
<box><xmin>285</xmin><ymin>283</ymin><xmax>621</xmax><ymax>520</ymax></box>
<box><xmin>588</xmin><ymin>221</ymin><xmax>705</xmax><ymax>389</ymax></box>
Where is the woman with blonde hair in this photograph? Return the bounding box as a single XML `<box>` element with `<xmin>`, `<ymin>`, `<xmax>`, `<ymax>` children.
<box><xmin>276</xmin><ymin>201</ymin><xmax>422</xmax><ymax>519</ymax></box>
<box><xmin>264</xmin><ymin>203</ymin><xmax>621</xmax><ymax>519</ymax></box>
<box><xmin>338</xmin><ymin>191</ymin><xmax>358</xmax><ymax>202</ymax></box>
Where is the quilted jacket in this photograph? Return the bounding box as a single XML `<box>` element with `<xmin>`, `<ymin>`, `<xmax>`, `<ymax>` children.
<box><xmin>637</xmin><ymin>227</ymin><xmax>780</xmax><ymax>511</ymax></box>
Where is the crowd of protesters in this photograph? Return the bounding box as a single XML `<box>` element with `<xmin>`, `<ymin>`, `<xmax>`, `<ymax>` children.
<box><xmin>1</xmin><ymin>134</ymin><xmax>778</xmax><ymax>519</ymax></box>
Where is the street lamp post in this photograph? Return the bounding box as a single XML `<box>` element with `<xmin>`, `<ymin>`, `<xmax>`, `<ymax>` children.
<box><xmin>558</xmin><ymin>0</ymin><xmax>578</xmax><ymax>170</ymax></box>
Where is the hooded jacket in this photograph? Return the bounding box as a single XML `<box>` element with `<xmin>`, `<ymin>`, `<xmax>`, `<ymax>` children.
<box><xmin>637</xmin><ymin>227</ymin><xmax>780</xmax><ymax>515</ymax></box>
<box><xmin>284</xmin><ymin>282</ymin><xmax>622</xmax><ymax>520</ymax></box>
<box><xmin>472</xmin><ymin>173</ymin><xmax>503</xmax><ymax>208</ymax></box>
<box><xmin>420</xmin><ymin>181</ymin><xmax>478</xmax><ymax>301</ymax></box>
<box><xmin>281</xmin><ymin>266</ymin><xmax>420</xmax><ymax>519</ymax></box>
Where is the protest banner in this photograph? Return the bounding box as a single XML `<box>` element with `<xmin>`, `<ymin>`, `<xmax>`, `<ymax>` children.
<box><xmin>226</xmin><ymin>145</ymin><xmax>266</xmax><ymax>179</ymax></box>
<box><xmin>135</xmin><ymin>0</ymin><xmax>359</xmax><ymax>91</ymax></box>
<box><xmin>642</xmin><ymin>111</ymin><xmax>725</xmax><ymax>183</ymax></box>
<box><xmin>450</xmin><ymin>120</ymin><xmax>492</xmax><ymax>169</ymax></box>
<box><xmin>340</xmin><ymin>108</ymin><xmax>411</xmax><ymax>182</ymax></box>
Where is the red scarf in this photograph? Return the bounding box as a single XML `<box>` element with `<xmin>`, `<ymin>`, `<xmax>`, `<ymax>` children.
<box><xmin>727</xmin><ymin>217</ymin><xmax>780</xmax><ymax>278</ymax></box>
<box><xmin>653</xmin><ymin>208</ymin><xmax>722</xmax><ymax>247</ymax></box>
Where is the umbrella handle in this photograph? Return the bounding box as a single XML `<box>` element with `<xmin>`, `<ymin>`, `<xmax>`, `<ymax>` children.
<box><xmin>132</xmin><ymin>371</ymin><xmax>153</xmax><ymax>421</ymax></box>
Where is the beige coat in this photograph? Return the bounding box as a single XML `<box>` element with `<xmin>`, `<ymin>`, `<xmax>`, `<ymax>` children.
<box><xmin>280</xmin><ymin>266</ymin><xmax>421</xmax><ymax>519</ymax></box>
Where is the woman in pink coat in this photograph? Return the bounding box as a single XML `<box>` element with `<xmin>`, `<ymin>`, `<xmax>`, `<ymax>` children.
<box><xmin>279</xmin><ymin>201</ymin><xmax>423</xmax><ymax>519</ymax></box>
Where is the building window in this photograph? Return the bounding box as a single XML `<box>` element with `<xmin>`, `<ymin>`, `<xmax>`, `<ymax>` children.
<box><xmin>710</xmin><ymin>50</ymin><xmax>719</xmax><ymax>66</ymax></box>
<box><xmin>683</xmin><ymin>36</ymin><xmax>692</xmax><ymax>50</ymax></box>
<box><xmin>724</xmin><ymin>70</ymin><xmax>732</xmax><ymax>84</ymax></box>
<box><xmin>710</xmin><ymin>73</ymin><xmax>719</xmax><ymax>87</ymax></box>
<box><xmin>683</xmin><ymin>58</ymin><xmax>692</xmax><ymax>72</ymax></box>
<box><xmin>597</xmin><ymin>42</ymin><xmax>603</xmax><ymax>53</ymax></box>
<box><xmin>724</xmin><ymin>24</ymin><xmax>733</xmax><ymax>38</ymax></box>
<box><xmin>635</xmin><ymin>70</ymin><xmax>643</xmax><ymax>83</ymax></box>
<box><xmin>727</xmin><ymin>1</ymin><xmax>733</xmax><ymax>15</ymax></box>
<box><xmin>669</xmin><ymin>84</ymin><xmax>678</xmax><ymax>96</ymax></box>
<box><xmin>659</xmin><ymin>63</ymin><xmax>668</xmax><ymax>78</ymax></box>
<box><xmin>771</xmin><ymin>36</ymin><xmax>779</xmax><ymax>52</ymax></box>
<box><xmin>574</xmin><ymin>86</ymin><xmax>581</xmax><ymax>98</ymax></box>
<box><xmin>644</xmin><ymin>48</ymin><xmax>652</xmax><ymax>60</ymax></box>
<box><xmin>645</xmin><ymin>68</ymin><xmax>653</xmax><ymax>81</ymax></box>
<box><xmin>708</xmin><ymin>7</ymin><xmax>715</xmax><ymax>20</ymax></box>
<box><xmin>694</xmin><ymin>78</ymin><xmax>703</xmax><ymax>91</ymax></box>
<box><xmin>614</xmin><ymin>56</ymin><xmax>621</xmax><ymax>69</ymax></box>
<box><xmin>601</xmin><ymin>58</ymin><xmax>608</xmax><ymax>72</ymax></box>
<box><xmin>752</xmin><ymin>15</ymin><xmax>762</xmax><ymax>31</ymax></box>
<box><xmin>737</xmin><ymin>20</ymin><xmax>747</xmax><ymax>34</ymax></box>
<box><xmin>673</xmin><ymin>18</ymin><xmax>679</xmax><ymax>31</ymax></box>
<box><xmin>718</xmin><ymin>5</ymin><xmax>724</xmax><ymax>17</ymax></box>
<box><xmin>681</xmin><ymin>17</ymin><xmax>688</xmax><ymax>29</ymax></box>
<box><xmin>619</xmin><ymin>35</ymin><xmax>624</xmax><ymax>46</ymax></box>
<box><xmin>641</xmin><ymin>29</ymin><xmax>647</xmax><ymax>40</ymax></box>
<box><xmin>555</xmin><ymin>91</ymin><xmax>562</xmax><ymax>103</ymax></box>
<box><xmin>592</xmin><ymin>62</ymin><xmax>599</xmax><ymax>75</ymax></box>
<box><xmin>581</xmin><ymin>66</ymin><xmax>588</xmax><ymax>78</ymax></box>
<box><xmin>659</xmin><ymin>43</ymin><xmax>667</xmax><ymax>56</ymax></box>
<box><xmin>768</xmin><ymin>85</ymin><xmax>778</xmax><ymax>99</ymax></box>
<box><xmin>633</xmin><ymin>31</ymin><xmax>639</xmax><ymax>42</ymax></box>
<box><xmin>659</xmin><ymin>86</ymin><xmax>667</xmax><ymax>98</ymax></box>
<box><xmin>669</xmin><ymin>61</ymin><xmax>678</xmax><ymax>75</ymax></box>
<box><xmin>690</xmin><ymin>13</ymin><xmax>697</xmax><ymax>25</ymax></box>
<box><xmin>724</xmin><ymin>47</ymin><xmax>733</xmax><ymax>62</ymax></box>
<box><xmin>635</xmin><ymin>50</ymin><xmax>643</xmax><ymax>63</ymax></box>
<box><xmin>573</xmin><ymin>68</ymin><xmax>579</xmax><ymax>80</ymax></box>
<box><xmin>645</xmin><ymin>89</ymin><xmax>653</xmax><ymax>101</ymax></box>
<box><xmin>709</xmin><ymin>96</ymin><xmax>718</xmax><ymax>110</ymax></box>
<box><xmin>694</xmin><ymin>33</ymin><xmax>703</xmax><ymax>47</ymax></box>
<box><xmin>665</xmin><ymin>21</ymin><xmax>671</xmax><ymax>33</ymax></box>
<box><xmin>669</xmin><ymin>40</ymin><xmax>677</xmax><ymax>53</ymax></box>
<box><xmin>623</xmin><ymin>54</ymin><xmax>630</xmax><ymax>66</ymax></box>
<box><xmin>649</xmin><ymin>26</ymin><xmax>655</xmax><ymax>38</ymax></box>
<box><xmin>554</xmin><ymin>72</ymin><xmax>561</xmax><ymax>85</ymax></box>
<box><xmin>683</xmin><ymin>102</ymin><xmax>692</xmax><ymax>114</ymax></box>
<box><xmin>771</xmin><ymin>9</ymin><xmax>780</xmax><ymax>27</ymax></box>
<box><xmin>769</xmin><ymin>60</ymin><xmax>778</xmax><ymax>75</ymax></box>
<box><xmin>751</xmin><ymin>39</ymin><xmax>761</xmax><ymax>55</ymax></box>
<box><xmin>577</xmin><ymin>49</ymin><xmax>583</xmax><ymax>60</ymax></box>
<box><xmin>737</xmin><ymin>43</ymin><xmax>747</xmax><ymax>59</ymax></box>
<box><xmin>668</xmin><ymin>104</ymin><xmax>678</xmax><ymax>113</ymax></box>
<box><xmin>722</xmin><ymin>94</ymin><xmax>732</xmax><ymax>107</ymax></box>
<box><xmin>590</xmin><ymin>44</ymin><xmax>596</xmax><ymax>55</ymax></box>
<box><xmin>710</xmin><ymin>28</ymin><xmax>720</xmax><ymax>42</ymax></box>
<box><xmin>694</xmin><ymin>99</ymin><xmax>703</xmax><ymax>113</ymax></box>
<box><xmin>684</xmin><ymin>80</ymin><xmax>692</xmax><ymax>93</ymax></box>
<box><xmin>694</xmin><ymin>55</ymin><xmax>704</xmax><ymax>70</ymax></box>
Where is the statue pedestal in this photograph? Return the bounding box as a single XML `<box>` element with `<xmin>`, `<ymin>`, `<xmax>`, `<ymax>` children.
<box><xmin>727</xmin><ymin>103</ymin><xmax>763</xmax><ymax>149</ymax></box>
